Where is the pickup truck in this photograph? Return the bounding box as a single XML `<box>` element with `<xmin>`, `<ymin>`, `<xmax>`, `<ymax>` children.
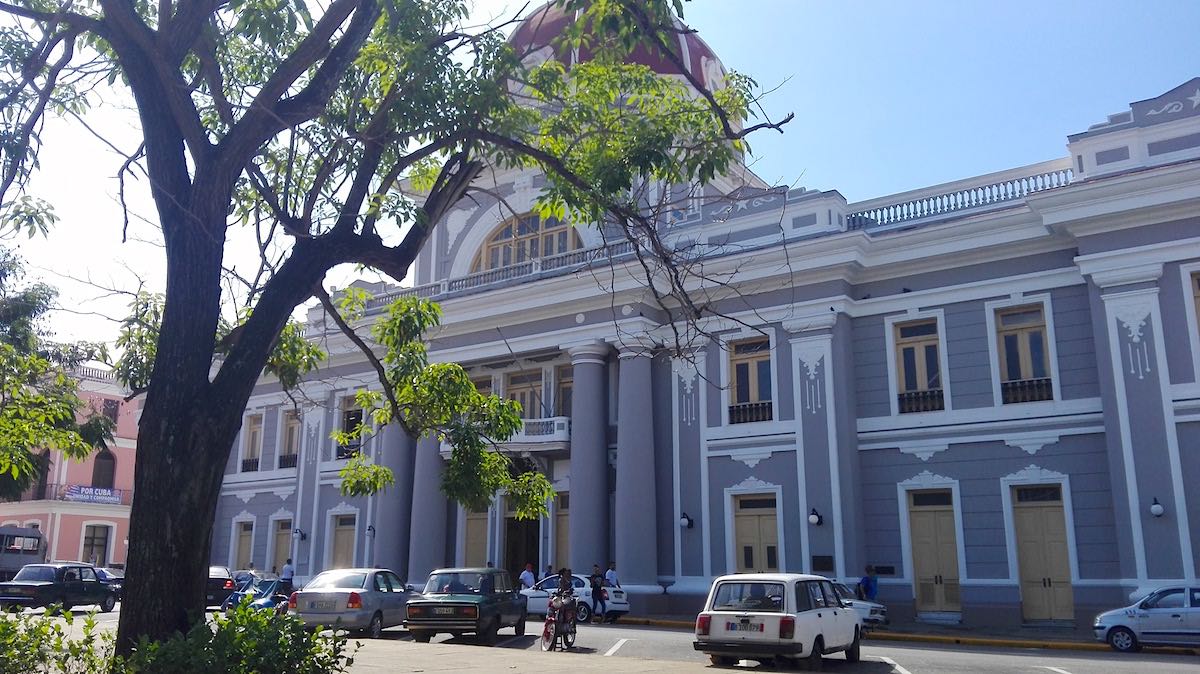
<box><xmin>0</xmin><ymin>562</ymin><xmax>118</xmax><ymax>613</ymax></box>
<box><xmin>405</xmin><ymin>567</ymin><xmax>528</xmax><ymax>645</ymax></box>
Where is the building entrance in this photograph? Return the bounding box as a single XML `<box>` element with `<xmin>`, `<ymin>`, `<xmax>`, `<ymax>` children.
<box><xmin>734</xmin><ymin>494</ymin><xmax>779</xmax><ymax>573</ymax></box>
<box><xmin>908</xmin><ymin>489</ymin><xmax>961</xmax><ymax>613</ymax></box>
<box><xmin>504</xmin><ymin>514</ymin><xmax>539</xmax><ymax>586</ymax></box>
<box><xmin>1013</xmin><ymin>484</ymin><xmax>1073</xmax><ymax>621</ymax></box>
<box><xmin>464</xmin><ymin>508</ymin><xmax>488</xmax><ymax>567</ymax></box>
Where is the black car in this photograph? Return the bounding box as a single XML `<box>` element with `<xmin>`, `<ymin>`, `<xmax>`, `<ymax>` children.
<box><xmin>207</xmin><ymin>565</ymin><xmax>237</xmax><ymax>608</ymax></box>
<box><xmin>96</xmin><ymin>567</ymin><xmax>124</xmax><ymax>599</ymax></box>
<box><xmin>0</xmin><ymin>562</ymin><xmax>118</xmax><ymax>612</ymax></box>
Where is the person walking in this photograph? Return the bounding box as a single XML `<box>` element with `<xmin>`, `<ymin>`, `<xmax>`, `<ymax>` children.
<box><xmin>280</xmin><ymin>558</ymin><xmax>295</xmax><ymax>594</ymax></box>
<box><xmin>519</xmin><ymin>562</ymin><xmax>536</xmax><ymax>590</ymax></box>
<box><xmin>588</xmin><ymin>564</ymin><xmax>606</xmax><ymax>623</ymax></box>
<box><xmin>857</xmin><ymin>565</ymin><xmax>879</xmax><ymax>602</ymax></box>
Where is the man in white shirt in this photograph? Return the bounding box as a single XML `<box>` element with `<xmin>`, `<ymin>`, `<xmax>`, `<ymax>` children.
<box><xmin>605</xmin><ymin>561</ymin><xmax>619</xmax><ymax>588</ymax></box>
<box><xmin>280</xmin><ymin>558</ymin><xmax>296</xmax><ymax>594</ymax></box>
<box><xmin>519</xmin><ymin>562</ymin><xmax>536</xmax><ymax>590</ymax></box>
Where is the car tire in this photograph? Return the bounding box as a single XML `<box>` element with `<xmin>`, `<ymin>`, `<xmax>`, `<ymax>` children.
<box><xmin>480</xmin><ymin>617</ymin><xmax>499</xmax><ymax>646</ymax></box>
<box><xmin>58</xmin><ymin>598</ymin><xmax>72</xmax><ymax>614</ymax></box>
<box><xmin>412</xmin><ymin>631</ymin><xmax>432</xmax><ymax>643</ymax></box>
<box><xmin>845</xmin><ymin>628</ymin><xmax>861</xmax><ymax>662</ymax></box>
<box><xmin>366</xmin><ymin>612</ymin><xmax>383</xmax><ymax>639</ymax></box>
<box><xmin>708</xmin><ymin>654</ymin><xmax>736</xmax><ymax>666</ymax></box>
<box><xmin>515</xmin><ymin>611</ymin><xmax>527</xmax><ymax>636</ymax></box>
<box><xmin>804</xmin><ymin>637</ymin><xmax>824</xmax><ymax>671</ymax></box>
<box><xmin>575</xmin><ymin>603</ymin><xmax>592</xmax><ymax>623</ymax></box>
<box><xmin>100</xmin><ymin>595</ymin><xmax>116</xmax><ymax>613</ymax></box>
<box><xmin>1107</xmin><ymin>626</ymin><xmax>1139</xmax><ymax>653</ymax></box>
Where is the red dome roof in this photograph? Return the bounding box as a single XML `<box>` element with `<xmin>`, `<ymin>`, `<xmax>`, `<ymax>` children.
<box><xmin>509</xmin><ymin>2</ymin><xmax>727</xmax><ymax>91</ymax></box>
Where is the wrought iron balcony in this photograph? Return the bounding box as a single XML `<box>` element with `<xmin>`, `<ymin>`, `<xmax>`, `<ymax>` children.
<box><xmin>728</xmin><ymin>401</ymin><xmax>773</xmax><ymax>424</ymax></box>
<box><xmin>1001</xmin><ymin>378</ymin><xmax>1054</xmax><ymax>404</ymax></box>
<box><xmin>277</xmin><ymin>453</ymin><xmax>298</xmax><ymax>469</ymax></box>
<box><xmin>8</xmin><ymin>483</ymin><xmax>132</xmax><ymax>506</ymax></box>
<box><xmin>240</xmin><ymin>457</ymin><xmax>260</xmax><ymax>472</ymax></box>
<box><xmin>897</xmin><ymin>389</ymin><xmax>945</xmax><ymax>413</ymax></box>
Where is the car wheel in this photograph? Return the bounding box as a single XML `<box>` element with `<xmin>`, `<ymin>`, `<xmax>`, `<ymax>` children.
<box><xmin>100</xmin><ymin>595</ymin><xmax>116</xmax><ymax>613</ymax></box>
<box><xmin>845</xmin><ymin>628</ymin><xmax>861</xmax><ymax>662</ymax></box>
<box><xmin>575</xmin><ymin>603</ymin><xmax>591</xmax><ymax>623</ymax></box>
<box><xmin>412</xmin><ymin>631</ymin><xmax>432</xmax><ymax>643</ymax></box>
<box><xmin>540</xmin><ymin>621</ymin><xmax>556</xmax><ymax>651</ymax></box>
<box><xmin>366</xmin><ymin>612</ymin><xmax>383</xmax><ymax>639</ymax></box>
<box><xmin>804</xmin><ymin>637</ymin><xmax>824</xmax><ymax>671</ymax></box>
<box><xmin>1108</xmin><ymin>626</ymin><xmax>1139</xmax><ymax>652</ymax></box>
<box><xmin>515</xmin><ymin>611</ymin><xmax>527</xmax><ymax>636</ymax></box>
<box><xmin>480</xmin><ymin>617</ymin><xmax>499</xmax><ymax>646</ymax></box>
<box><xmin>708</xmin><ymin>655</ymin><xmax>736</xmax><ymax>666</ymax></box>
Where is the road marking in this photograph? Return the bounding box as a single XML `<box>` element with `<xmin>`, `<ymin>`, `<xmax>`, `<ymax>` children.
<box><xmin>1039</xmin><ymin>668</ymin><xmax>1074</xmax><ymax>674</ymax></box>
<box><xmin>604</xmin><ymin>638</ymin><xmax>632</xmax><ymax>656</ymax></box>
<box><xmin>875</xmin><ymin>655</ymin><xmax>915</xmax><ymax>674</ymax></box>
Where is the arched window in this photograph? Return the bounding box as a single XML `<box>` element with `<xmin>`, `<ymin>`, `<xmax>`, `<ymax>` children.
<box><xmin>92</xmin><ymin>448</ymin><xmax>115</xmax><ymax>490</ymax></box>
<box><xmin>471</xmin><ymin>213</ymin><xmax>583</xmax><ymax>272</ymax></box>
<box><xmin>33</xmin><ymin>450</ymin><xmax>50</xmax><ymax>500</ymax></box>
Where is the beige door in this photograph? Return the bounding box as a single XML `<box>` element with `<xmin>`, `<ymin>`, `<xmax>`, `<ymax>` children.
<box><xmin>734</xmin><ymin>494</ymin><xmax>779</xmax><ymax>572</ymax></box>
<box><xmin>272</xmin><ymin>519</ymin><xmax>292</xmax><ymax>572</ymax></box>
<box><xmin>331</xmin><ymin>514</ymin><xmax>356</xmax><ymax>568</ymax></box>
<box><xmin>1013</xmin><ymin>485</ymin><xmax>1074</xmax><ymax>620</ymax></box>
<box><xmin>908</xmin><ymin>490</ymin><xmax>961</xmax><ymax>612</ymax></box>
<box><xmin>465</xmin><ymin>510</ymin><xmax>488</xmax><ymax>567</ymax></box>
<box><xmin>235</xmin><ymin>521</ymin><xmax>253</xmax><ymax>570</ymax></box>
<box><xmin>554</xmin><ymin>493</ymin><xmax>569</xmax><ymax>568</ymax></box>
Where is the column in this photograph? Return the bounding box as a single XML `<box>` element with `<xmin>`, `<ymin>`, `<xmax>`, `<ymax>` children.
<box><xmin>406</xmin><ymin>434</ymin><xmax>447</xmax><ymax>586</ymax></box>
<box><xmin>615</xmin><ymin>343</ymin><xmax>660</xmax><ymax>592</ymax></box>
<box><xmin>567</xmin><ymin>342</ymin><xmax>610</xmax><ymax>571</ymax></box>
<box><xmin>372</xmin><ymin>423</ymin><xmax>415</xmax><ymax>578</ymax></box>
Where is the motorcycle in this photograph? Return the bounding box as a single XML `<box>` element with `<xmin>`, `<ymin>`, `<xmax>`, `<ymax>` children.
<box><xmin>540</xmin><ymin>588</ymin><xmax>578</xmax><ymax>652</ymax></box>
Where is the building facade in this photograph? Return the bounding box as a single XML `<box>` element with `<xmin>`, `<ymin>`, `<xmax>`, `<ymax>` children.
<box><xmin>210</xmin><ymin>10</ymin><xmax>1200</xmax><ymax>627</ymax></box>
<box><xmin>1</xmin><ymin>367</ymin><xmax>139</xmax><ymax>568</ymax></box>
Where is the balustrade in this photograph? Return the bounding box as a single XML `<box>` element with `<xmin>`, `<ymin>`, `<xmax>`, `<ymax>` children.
<box><xmin>728</xmin><ymin>401</ymin><xmax>773</xmax><ymax>424</ymax></box>
<box><xmin>1001</xmin><ymin>378</ymin><xmax>1054</xmax><ymax>404</ymax></box>
<box><xmin>277</xmin><ymin>453</ymin><xmax>298</xmax><ymax>469</ymax></box>
<box><xmin>240</xmin><ymin>457</ymin><xmax>260</xmax><ymax>472</ymax></box>
<box><xmin>897</xmin><ymin>389</ymin><xmax>945</xmax><ymax>413</ymax></box>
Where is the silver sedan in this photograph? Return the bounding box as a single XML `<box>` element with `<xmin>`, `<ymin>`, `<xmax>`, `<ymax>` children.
<box><xmin>289</xmin><ymin>567</ymin><xmax>414</xmax><ymax>638</ymax></box>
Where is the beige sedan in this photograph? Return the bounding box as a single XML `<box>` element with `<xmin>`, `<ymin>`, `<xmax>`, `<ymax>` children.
<box><xmin>289</xmin><ymin>567</ymin><xmax>414</xmax><ymax>638</ymax></box>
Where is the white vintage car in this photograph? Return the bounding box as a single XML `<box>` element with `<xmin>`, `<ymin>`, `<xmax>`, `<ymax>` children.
<box><xmin>693</xmin><ymin>573</ymin><xmax>862</xmax><ymax>669</ymax></box>
<box><xmin>520</xmin><ymin>573</ymin><xmax>630</xmax><ymax>622</ymax></box>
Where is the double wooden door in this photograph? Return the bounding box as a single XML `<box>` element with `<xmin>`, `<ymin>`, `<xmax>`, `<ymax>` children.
<box><xmin>734</xmin><ymin>494</ymin><xmax>779</xmax><ymax>573</ymax></box>
<box><xmin>1013</xmin><ymin>485</ymin><xmax>1073</xmax><ymax>620</ymax></box>
<box><xmin>908</xmin><ymin>490</ymin><xmax>961</xmax><ymax>613</ymax></box>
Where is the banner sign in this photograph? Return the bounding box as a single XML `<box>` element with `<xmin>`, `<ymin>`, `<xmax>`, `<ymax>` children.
<box><xmin>63</xmin><ymin>485</ymin><xmax>122</xmax><ymax>504</ymax></box>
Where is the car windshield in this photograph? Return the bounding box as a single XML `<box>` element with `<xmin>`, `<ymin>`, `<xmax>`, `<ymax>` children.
<box><xmin>245</xmin><ymin>578</ymin><xmax>279</xmax><ymax>597</ymax></box>
<box><xmin>424</xmin><ymin>572</ymin><xmax>486</xmax><ymax>594</ymax></box>
<box><xmin>306</xmin><ymin>571</ymin><xmax>366</xmax><ymax>590</ymax></box>
<box><xmin>209</xmin><ymin>566</ymin><xmax>231</xmax><ymax>578</ymax></box>
<box><xmin>13</xmin><ymin>565</ymin><xmax>56</xmax><ymax>582</ymax></box>
<box><xmin>833</xmin><ymin>583</ymin><xmax>854</xmax><ymax>601</ymax></box>
<box><xmin>100</xmin><ymin>568</ymin><xmax>124</xmax><ymax>579</ymax></box>
<box><xmin>711</xmin><ymin>582</ymin><xmax>786</xmax><ymax>612</ymax></box>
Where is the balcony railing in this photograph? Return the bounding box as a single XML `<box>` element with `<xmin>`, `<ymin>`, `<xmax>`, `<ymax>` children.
<box><xmin>336</xmin><ymin>444</ymin><xmax>361</xmax><ymax>461</ymax></box>
<box><xmin>9</xmin><ymin>483</ymin><xmax>132</xmax><ymax>506</ymax></box>
<box><xmin>847</xmin><ymin>159</ymin><xmax>1073</xmax><ymax>230</ymax></box>
<box><xmin>897</xmin><ymin>389</ymin><xmax>945</xmax><ymax>413</ymax></box>
<box><xmin>240</xmin><ymin>457</ymin><xmax>260</xmax><ymax>472</ymax></box>
<box><xmin>729</xmin><ymin>401</ymin><xmax>773</xmax><ymax>424</ymax></box>
<box><xmin>1001</xmin><ymin>378</ymin><xmax>1054</xmax><ymax>404</ymax></box>
<box><xmin>277</xmin><ymin>453</ymin><xmax>298</xmax><ymax>469</ymax></box>
<box><xmin>509</xmin><ymin>417</ymin><xmax>571</xmax><ymax>444</ymax></box>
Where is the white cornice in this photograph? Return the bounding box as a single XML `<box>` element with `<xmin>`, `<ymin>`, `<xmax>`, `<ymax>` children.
<box><xmin>1030</xmin><ymin>161</ymin><xmax>1200</xmax><ymax>236</ymax></box>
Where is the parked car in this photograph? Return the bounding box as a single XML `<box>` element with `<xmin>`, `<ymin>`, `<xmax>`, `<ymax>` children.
<box><xmin>405</xmin><ymin>567</ymin><xmax>528</xmax><ymax>645</ymax></box>
<box><xmin>693</xmin><ymin>573</ymin><xmax>862</xmax><ymax>669</ymax></box>
<box><xmin>832</xmin><ymin>582</ymin><xmax>888</xmax><ymax>627</ymax></box>
<box><xmin>222</xmin><ymin>576</ymin><xmax>289</xmax><ymax>614</ymax></box>
<box><xmin>521</xmin><ymin>573</ymin><xmax>629</xmax><ymax>623</ymax></box>
<box><xmin>289</xmin><ymin>567</ymin><xmax>413</xmax><ymax>638</ymax></box>
<box><xmin>207</xmin><ymin>566</ymin><xmax>237</xmax><ymax>608</ymax></box>
<box><xmin>233</xmin><ymin>568</ymin><xmax>277</xmax><ymax>586</ymax></box>
<box><xmin>1094</xmin><ymin>586</ymin><xmax>1200</xmax><ymax>651</ymax></box>
<box><xmin>95</xmin><ymin>567</ymin><xmax>124</xmax><ymax>600</ymax></box>
<box><xmin>0</xmin><ymin>562</ymin><xmax>117</xmax><ymax>613</ymax></box>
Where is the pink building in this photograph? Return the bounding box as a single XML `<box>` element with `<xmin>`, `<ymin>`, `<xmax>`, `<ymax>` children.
<box><xmin>0</xmin><ymin>367</ymin><xmax>138</xmax><ymax>568</ymax></box>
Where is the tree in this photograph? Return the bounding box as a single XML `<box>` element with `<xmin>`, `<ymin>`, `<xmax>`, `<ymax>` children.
<box><xmin>0</xmin><ymin>247</ymin><xmax>110</xmax><ymax>500</ymax></box>
<box><xmin>0</xmin><ymin>0</ymin><xmax>789</xmax><ymax>653</ymax></box>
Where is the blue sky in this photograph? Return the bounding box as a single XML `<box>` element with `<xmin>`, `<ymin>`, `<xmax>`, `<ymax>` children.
<box><xmin>678</xmin><ymin>0</ymin><xmax>1200</xmax><ymax>200</ymax></box>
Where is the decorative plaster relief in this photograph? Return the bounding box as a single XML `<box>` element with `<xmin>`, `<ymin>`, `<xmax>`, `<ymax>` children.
<box><xmin>898</xmin><ymin>470</ymin><xmax>955</xmax><ymax>489</ymax></box>
<box><xmin>672</xmin><ymin>356</ymin><xmax>699</xmax><ymax>426</ymax></box>
<box><xmin>1002</xmin><ymin>464</ymin><xmax>1068</xmax><ymax>482</ymax></box>
<box><xmin>575</xmin><ymin>313</ymin><xmax>585</xmax><ymax>324</ymax></box>
<box><xmin>442</xmin><ymin>209</ymin><xmax>471</xmax><ymax>246</ymax></box>
<box><xmin>899</xmin><ymin>442</ymin><xmax>949</xmax><ymax>462</ymax></box>
<box><xmin>729</xmin><ymin>451</ymin><xmax>773</xmax><ymax>469</ymax></box>
<box><xmin>733</xmin><ymin>476</ymin><xmax>780</xmax><ymax>490</ymax></box>
<box><xmin>1003</xmin><ymin>431</ymin><xmax>1062</xmax><ymax>455</ymax></box>
<box><xmin>234</xmin><ymin>493</ymin><xmax>253</xmax><ymax>504</ymax></box>
<box><xmin>1113</xmin><ymin>301</ymin><xmax>1154</xmax><ymax>380</ymax></box>
<box><xmin>795</xmin><ymin>346</ymin><xmax>825</xmax><ymax>414</ymax></box>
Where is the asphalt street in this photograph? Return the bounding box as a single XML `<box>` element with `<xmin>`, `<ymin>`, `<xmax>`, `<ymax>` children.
<box><xmin>15</xmin><ymin>606</ymin><xmax>1200</xmax><ymax>673</ymax></box>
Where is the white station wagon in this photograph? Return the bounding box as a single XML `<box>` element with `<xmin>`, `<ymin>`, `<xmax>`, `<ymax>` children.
<box><xmin>693</xmin><ymin>573</ymin><xmax>862</xmax><ymax>669</ymax></box>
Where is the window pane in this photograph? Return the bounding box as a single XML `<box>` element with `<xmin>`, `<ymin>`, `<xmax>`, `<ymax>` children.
<box><xmin>756</xmin><ymin>359</ymin><xmax>772</xmax><ymax>401</ymax></box>
<box><xmin>1000</xmin><ymin>308</ymin><xmax>1042</xmax><ymax>327</ymax></box>
<box><xmin>1149</xmin><ymin>589</ymin><xmax>1186</xmax><ymax>609</ymax></box>
<box><xmin>766</xmin><ymin>545</ymin><xmax>778</xmax><ymax>570</ymax></box>
<box><xmin>735</xmin><ymin>363</ymin><xmax>750</xmax><ymax>403</ymax></box>
<box><xmin>738</xmin><ymin>497</ymin><xmax>777</xmax><ymax>510</ymax></box>
<box><xmin>902</xmin><ymin>347</ymin><xmax>918</xmax><ymax>391</ymax></box>
<box><xmin>1016</xmin><ymin>485</ymin><xmax>1062</xmax><ymax>502</ymax></box>
<box><xmin>1028</xmin><ymin>331</ymin><xmax>1046</xmax><ymax>378</ymax></box>
<box><xmin>899</xmin><ymin>321</ymin><xmax>937</xmax><ymax>338</ymax></box>
<box><xmin>1003</xmin><ymin>334</ymin><xmax>1022</xmax><ymax>381</ymax></box>
<box><xmin>911</xmin><ymin>490</ymin><xmax>952</xmax><ymax>507</ymax></box>
<box><xmin>743</xmin><ymin>546</ymin><xmax>754</xmax><ymax>569</ymax></box>
<box><xmin>924</xmin><ymin>344</ymin><xmax>941</xmax><ymax>388</ymax></box>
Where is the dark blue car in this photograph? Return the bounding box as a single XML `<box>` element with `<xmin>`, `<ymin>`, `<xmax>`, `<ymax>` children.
<box><xmin>221</xmin><ymin>576</ymin><xmax>289</xmax><ymax>615</ymax></box>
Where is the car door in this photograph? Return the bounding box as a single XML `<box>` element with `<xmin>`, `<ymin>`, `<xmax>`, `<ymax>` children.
<box><xmin>1137</xmin><ymin>588</ymin><xmax>1188</xmax><ymax>645</ymax></box>
<box><xmin>802</xmin><ymin>581</ymin><xmax>832</xmax><ymax>651</ymax></box>
<box><xmin>61</xmin><ymin>567</ymin><xmax>84</xmax><ymax>606</ymax></box>
<box><xmin>369</xmin><ymin>573</ymin><xmax>394</xmax><ymax>626</ymax></box>
<box><xmin>384</xmin><ymin>572</ymin><xmax>410</xmax><ymax>627</ymax></box>
<box><xmin>1187</xmin><ymin>589</ymin><xmax>1200</xmax><ymax>645</ymax></box>
<box><xmin>79</xmin><ymin>567</ymin><xmax>103</xmax><ymax>606</ymax></box>
<box><xmin>527</xmin><ymin>576</ymin><xmax>553</xmax><ymax>615</ymax></box>
<box><xmin>820</xmin><ymin>581</ymin><xmax>853</xmax><ymax>648</ymax></box>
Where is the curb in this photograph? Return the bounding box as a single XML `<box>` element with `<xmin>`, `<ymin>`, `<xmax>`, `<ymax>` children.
<box><xmin>621</xmin><ymin>619</ymin><xmax>1200</xmax><ymax>656</ymax></box>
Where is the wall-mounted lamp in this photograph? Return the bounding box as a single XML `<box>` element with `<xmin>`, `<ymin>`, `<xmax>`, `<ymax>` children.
<box><xmin>679</xmin><ymin>513</ymin><xmax>694</xmax><ymax>529</ymax></box>
<box><xmin>1150</xmin><ymin>498</ymin><xmax>1165</xmax><ymax>518</ymax></box>
<box><xmin>808</xmin><ymin>508</ymin><xmax>824</xmax><ymax>526</ymax></box>
<box><xmin>366</xmin><ymin>525</ymin><xmax>376</xmax><ymax>538</ymax></box>
<box><xmin>292</xmin><ymin>528</ymin><xmax>307</xmax><ymax>541</ymax></box>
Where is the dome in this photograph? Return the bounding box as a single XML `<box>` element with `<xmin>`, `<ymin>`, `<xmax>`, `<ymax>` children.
<box><xmin>508</xmin><ymin>2</ymin><xmax>727</xmax><ymax>92</ymax></box>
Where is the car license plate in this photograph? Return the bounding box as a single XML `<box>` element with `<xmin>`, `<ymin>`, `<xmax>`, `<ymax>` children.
<box><xmin>434</xmin><ymin>607</ymin><xmax>455</xmax><ymax>615</ymax></box>
<box><xmin>726</xmin><ymin>621</ymin><xmax>764</xmax><ymax>632</ymax></box>
<box><xmin>309</xmin><ymin>600</ymin><xmax>335</xmax><ymax>610</ymax></box>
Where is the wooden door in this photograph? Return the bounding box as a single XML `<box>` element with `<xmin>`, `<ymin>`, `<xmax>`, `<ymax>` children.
<box><xmin>235</xmin><ymin>521</ymin><xmax>253</xmax><ymax>570</ymax></box>
<box><xmin>1013</xmin><ymin>485</ymin><xmax>1073</xmax><ymax>620</ymax></box>
<box><xmin>908</xmin><ymin>490</ymin><xmax>960</xmax><ymax>612</ymax></box>
<box><xmin>734</xmin><ymin>494</ymin><xmax>778</xmax><ymax>572</ymax></box>
<box><xmin>331</xmin><ymin>514</ymin><xmax>355</xmax><ymax>568</ymax></box>
<box><xmin>465</xmin><ymin>510</ymin><xmax>488</xmax><ymax>567</ymax></box>
<box><xmin>554</xmin><ymin>493</ymin><xmax>569</xmax><ymax>568</ymax></box>
<box><xmin>272</xmin><ymin>519</ymin><xmax>291</xmax><ymax>572</ymax></box>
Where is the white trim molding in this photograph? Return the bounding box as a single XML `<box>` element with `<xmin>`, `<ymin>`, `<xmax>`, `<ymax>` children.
<box><xmin>723</xmin><ymin>477</ymin><xmax>787</xmax><ymax>575</ymax></box>
<box><xmin>322</xmin><ymin>501</ymin><xmax>362</xmax><ymax>571</ymax></box>
<box><xmin>999</xmin><ymin>465</ymin><xmax>1080</xmax><ymax>584</ymax></box>
<box><xmin>228</xmin><ymin>510</ymin><xmax>256</xmax><ymax>570</ymax></box>
<box><xmin>983</xmin><ymin>293</ymin><xmax>1063</xmax><ymax>407</ymax></box>
<box><xmin>895</xmin><ymin>471</ymin><xmax>967</xmax><ymax>591</ymax></box>
<box><xmin>76</xmin><ymin>519</ymin><xmax>118</xmax><ymax>567</ymax></box>
<box><xmin>883</xmin><ymin>308</ymin><xmax>954</xmax><ymax>417</ymax></box>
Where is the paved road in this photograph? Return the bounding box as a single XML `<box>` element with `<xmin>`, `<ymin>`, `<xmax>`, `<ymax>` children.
<box><xmin>16</xmin><ymin>606</ymin><xmax>1198</xmax><ymax>673</ymax></box>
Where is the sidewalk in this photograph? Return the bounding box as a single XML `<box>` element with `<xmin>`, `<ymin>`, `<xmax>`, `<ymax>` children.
<box><xmin>350</xmin><ymin>638</ymin><xmax>710</xmax><ymax>672</ymax></box>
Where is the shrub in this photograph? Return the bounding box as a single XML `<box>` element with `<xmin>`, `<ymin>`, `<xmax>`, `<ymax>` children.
<box><xmin>0</xmin><ymin>606</ymin><xmax>114</xmax><ymax>674</ymax></box>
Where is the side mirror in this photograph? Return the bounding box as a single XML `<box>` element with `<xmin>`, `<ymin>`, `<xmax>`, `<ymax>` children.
<box><xmin>405</xmin><ymin>584</ymin><xmax>415</xmax><ymax>592</ymax></box>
